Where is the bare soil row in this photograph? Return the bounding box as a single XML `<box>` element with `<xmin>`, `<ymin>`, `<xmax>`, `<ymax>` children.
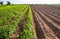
<box><xmin>31</xmin><ymin>5</ymin><xmax>60</xmax><ymax>39</ymax></box>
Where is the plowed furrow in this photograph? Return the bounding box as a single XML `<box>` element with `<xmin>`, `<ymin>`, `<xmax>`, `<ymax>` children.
<box><xmin>39</xmin><ymin>9</ymin><xmax>60</xmax><ymax>19</ymax></box>
<box><xmin>38</xmin><ymin>9</ymin><xmax>60</xmax><ymax>26</ymax></box>
<box><xmin>37</xmin><ymin>8</ymin><xmax>60</xmax><ymax>25</ymax></box>
<box><xmin>32</xmin><ymin>8</ymin><xmax>58</xmax><ymax>39</ymax></box>
<box><xmin>43</xmin><ymin>12</ymin><xmax>60</xmax><ymax>25</ymax></box>
<box><xmin>38</xmin><ymin>7</ymin><xmax>60</xmax><ymax>16</ymax></box>
<box><xmin>36</xmin><ymin>9</ymin><xmax>60</xmax><ymax>38</ymax></box>
<box><xmin>31</xmin><ymin>6</ymin><xmax>60</xmax><ymax>39</ymax></box>
<box><xmin>32</xmin><ymin>8</ymin><xmax>45</xmax><ymax>39</ymax></box>
<box><xmin>34</xmin><ymin>8</ymin><xmax>60</xmax><ymax>29</ymax></box>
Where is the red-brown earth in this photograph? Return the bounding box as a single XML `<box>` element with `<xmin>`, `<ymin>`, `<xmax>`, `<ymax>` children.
<box><xmin>31</xmin><ymin>5</ymin><xmax>60</xmax><ymax>39</ymax></box>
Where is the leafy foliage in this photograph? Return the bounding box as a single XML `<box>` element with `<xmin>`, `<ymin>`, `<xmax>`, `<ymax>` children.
<box><xmin>19</xmin><ymin>6</ymin><xmax>35</xmax><ymax>39</ymax></box>
<box><xmin>7</xmin><ymin>1</ymin><xmax>11</xmax><ymax>5</ymax></box>
<box><xmin>0</xmin><ymin>4</ymin><xmax>28</xmax><ymax>39</ymax></box>
<box><xmin>0</xmin><ymin>2</ymin><xmax>3</xmax><ymax>5</ymax></box>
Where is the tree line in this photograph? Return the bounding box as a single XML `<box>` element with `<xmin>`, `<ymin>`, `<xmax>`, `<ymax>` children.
<box><xmin>0</xmin><ymin>1</ymin><xmax>11</xmax><ymax>5</ymax></box>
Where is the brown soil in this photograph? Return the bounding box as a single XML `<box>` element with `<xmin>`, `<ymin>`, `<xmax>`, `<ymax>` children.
<box><xmin>31</xmin><ymin>9</ymin><xmax>38</xmax><ymax>39</ymax></box>
<box><xmin>31</xmin><ymin>5</ymin><xmax>60</xmax><ymax>39</ymax></box>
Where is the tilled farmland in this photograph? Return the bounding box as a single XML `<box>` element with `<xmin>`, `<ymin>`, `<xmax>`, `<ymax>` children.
<box><xmin>31</xmin><ymin>5</ymin><xmax>60</xmax><ymax>39</ymax></box>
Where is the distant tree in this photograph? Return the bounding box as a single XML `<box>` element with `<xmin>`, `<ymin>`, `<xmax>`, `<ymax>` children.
<box><xmin>7</xmin><ymin>1</ymin><xmax>11</xmax><ymax>5</ymax></box>
<box><xmin>0</xmin><ymin>2</ymin><xmax>3</xmax><ymax>5</ymax></box>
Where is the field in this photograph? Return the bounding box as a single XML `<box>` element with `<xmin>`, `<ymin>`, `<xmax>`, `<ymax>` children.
<box><xmin>31</xmin><ymin>5</ymin><xmax>60</xmax><ymax>39</ymax></box>
<box><xmin>0</xmin><ymin>4</ymin><xmax>60</xmax><ymax>39</ymax></box>
<box><xmin>0</xmin><ymin>4</ymin><xmax>35</xmax><ymax>39</ymax></box>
